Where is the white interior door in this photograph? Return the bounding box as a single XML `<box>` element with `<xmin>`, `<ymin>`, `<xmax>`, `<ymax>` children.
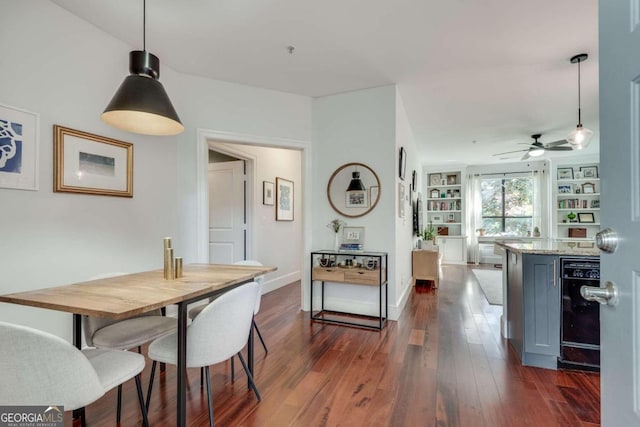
<box><xmin>598</xmin><ymin>1</ymin><xmax>640</xmax><ymax>424</ymax></box>
<box><xmin>208</xmin><ymin>161</ymin><xmax>245</xmax><ymax>264</ymax></box>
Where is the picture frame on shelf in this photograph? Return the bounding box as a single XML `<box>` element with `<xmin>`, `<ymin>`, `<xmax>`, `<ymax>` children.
<box><xmin>343</xmin><ymin>226</ymin><xmax>365</xmax><ymax>246</ymax></box>
<box><xmin>578</xmin><ymin>212</ymin><xmax>595</xmax><ymax>223</ymax></box>
<box><xmin>580</xmin><ymin>166</ymin><xmax>599</xmax><ymax>179</ymax></box>
<box><xmin>431</xmin><ymin>214</ymin><xmax>443</xmax><ymax>223</ymax></box>
<box><xmin>53</xmin><ymin>125</ymin><xmax>132</xmax><ymax>197</ymax></box>
<box><xmin>582</xmin><ymin>182</ymin><xmax>596</xmax><ymax>194</ymax></box>
<box><xmin>0</xmin><ymin>103</ymin><xmax>39</xmax><ymax>191</ymax></box>
<box><xmin>263</xmin><ymin>181</ymin><xmax>274</xmax><ymax>205</ymax></box>
<box><xmin>557</xmin><ymin>167</ymin><xmax>574</xmax><ymax>180</ymax></box>
<box><xmin>446</xmin><ymin>174</ymin><xmax>457</xmax><ymax>185</ymax></box>
<box><xmin>447</xmin><ymin>213</ymin><xmax>455</xmax><ymax>223</ymax></box>
<box><xmin>429</xmin><ymin>173</ymin><xmax>441</xmax><ymax>186</ymax></box>
<box><xmin>430</xmin><ymin>188</ymin><xmax>439</xmax><ymax>198</ymax></box>
<box><xmin>558</xmin><ymin>184</ymin><xmax>573</xmax><ymax>194</ymax></box>
<box><xmin>590</xmin><ymin>199</ymin><xmax>600</xmax><ymax>208</ymax></box>
<box><xmin>276</xmin><ymin>177</ymin><xmax>294</xmax><ymax>221</ymax></box>
<box><xmin>398</xmin><ymin>147</ymin><xmax>406</xmax><ymax>181</ymax></box>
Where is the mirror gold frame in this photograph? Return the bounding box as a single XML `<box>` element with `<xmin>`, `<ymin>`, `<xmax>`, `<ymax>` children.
<box><xmin>327</xmin><ymin>162</ymin><xmax>381</xmax><ymax>218</ymax></box>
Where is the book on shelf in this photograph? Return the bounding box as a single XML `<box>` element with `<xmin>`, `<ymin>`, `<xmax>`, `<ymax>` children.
<box><xmin>339</xmin><ymin>243</ymin><xmax>364</xmax><ymax>252</ymax></box>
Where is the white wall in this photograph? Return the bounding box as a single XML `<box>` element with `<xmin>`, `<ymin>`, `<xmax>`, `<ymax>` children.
<box><xmin>209</xmin><ymin>142</ymin><xmax>303</xmax><ymax>292</ymax></box>
<box><xmin>0</xmin><ymin>1</ymin><xmax>311</xmax><ymax>340</ymax></box>
<box><xmin>394</xmin><ymin>89</ymin><xmax>419</xmax><ymax>309</ymax></box>
<box><xmin>310</xmin><ymin>85</ymin><xmax>404</xmax><ymax>318</ymax></box>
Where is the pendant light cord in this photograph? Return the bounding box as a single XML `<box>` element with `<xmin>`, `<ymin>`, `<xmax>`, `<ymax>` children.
<box><xmin>143</xmin><ymin>0</ymin><xmax>146</xmax><ymax>51</ymax></box>
<box><xmin>577</xmin><ymin>58</ymin><xmax>582</xmax><ymax>125</ymax></box>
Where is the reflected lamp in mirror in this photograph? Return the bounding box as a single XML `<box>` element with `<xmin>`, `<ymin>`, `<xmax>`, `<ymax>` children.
<box><xmin>328</xmin><ymin>162</ymin><xmax>381</xmax><ymax>218</ymax></box>
<box><xmin>346</xmin><ymin>171</ymin><xmax>368</xmax><ymax>208</ymax></box>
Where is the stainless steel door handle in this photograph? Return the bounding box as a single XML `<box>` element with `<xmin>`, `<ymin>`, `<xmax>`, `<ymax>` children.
<box><xmin>596</xmin><ymin>228</ymin><xmax>618</xmax><ymax>253</ymax></box>
<box><xmin>581</xmin><ymin>281</ymin><xmax>619</xmax><ymax>306</ymax></box>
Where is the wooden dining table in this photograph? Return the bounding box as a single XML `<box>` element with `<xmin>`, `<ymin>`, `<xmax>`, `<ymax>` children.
<box><xmin>0</xmin><ymin>263</ymin><xmax>276</xmax><ymax>427</ymax></box>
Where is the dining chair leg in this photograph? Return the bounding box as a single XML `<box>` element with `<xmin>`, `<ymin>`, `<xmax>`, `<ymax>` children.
<box><xmin>79</xmin><ymin>408</ymin><xmax>86</xmax><ymax>427</ymax></box>
<box><xmin>134</xmin><ymin>374</ymin><xmax>150</xmax><ymax>427</ymax></box>
<box><xmin>236</xmin><ymin>352</ymin><xmax>261</xmax><ymax>401</ymax></box>
<box><xmin>204</xmin><ymin>366</ymin><xmax>214</xmax><ymax>427</ymax></box>
<box><xmin>200</xmin><ymin>366</ymin><xmax>204</xmax><ymax>388</ymax></box>
<box><xmin>145</xmin><ymin>360</ymin><xmax>157</xmax><ymax>411</ymax></box>
<box><xmin>231</xmin><ymin>356</ymin><xmax>235</xmax><ymax>382</ymax></box>
<box><xmin>116</xmin><ymin>384</ymin><xmax>122</xmax><ymax>423</ymax></box>
<box><xmin>253</xmin><ymin>320</ymin><xmax>268</xmax><ymax>353</ymax></box>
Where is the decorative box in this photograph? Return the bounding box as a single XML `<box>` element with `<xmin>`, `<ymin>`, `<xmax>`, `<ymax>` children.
<box><xmin>437</xmin><ymin>226</ymin><xmax>449</xmax><ymax>236</ymax></box>
<box><xmin>568</xmin><ymin>228</ymin><xmax>587</xmax><ymax>238</ymax></box>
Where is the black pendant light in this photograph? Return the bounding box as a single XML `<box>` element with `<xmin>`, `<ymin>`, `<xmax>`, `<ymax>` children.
<box><xmin>101</xmin><ymin>0</ymin><xmax>184</xmax><ymax>136</ymax></box>
<box><xmin>566</xmin><ymin>53</ymin><xmax>592</xmax><ymax>150</ymax></box>
<box><xmin>346</xmin><ymin>171</ymin><xmax>366</xmax><ymax>191</ymax></box>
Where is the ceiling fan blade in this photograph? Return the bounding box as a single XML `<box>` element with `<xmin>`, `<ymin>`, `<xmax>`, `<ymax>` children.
<box><xmin>493</xmin><ymin>148</ymin><xmax>528</xmax><ymax>156</ymax></box>
<box><xmin>545</xmin><ymin>139</ymin><xmax>569</xmax><ymax>147</ymax></box>
<box><xmin>521</xmin><ymin>152</ymin><xmax>531</xmax><ymax>161</ymax></box>
<box><xmin>546</xmin><ymin>146</ymin><xmax>573</xmax><ymax>151</ymax></box>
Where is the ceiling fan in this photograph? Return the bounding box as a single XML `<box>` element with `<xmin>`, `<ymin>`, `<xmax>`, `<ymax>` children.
<box><xmin>494</xmin><ymin>134</ymin><xmax>573</xmax><ymax>161</ymax></box>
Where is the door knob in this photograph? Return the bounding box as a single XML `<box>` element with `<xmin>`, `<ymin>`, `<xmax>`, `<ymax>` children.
<box><xmin>596</xmin><ymin>228</ymin><xmax>618</xmax><ymax>253</ymax></box>
<box><xmin>581</xmin><ymin>281</ymin><xmax>619</xmax><ymax>306</ymax></box>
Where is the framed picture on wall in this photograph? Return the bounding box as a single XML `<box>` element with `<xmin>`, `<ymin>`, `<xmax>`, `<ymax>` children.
<box><xmin>263</xmin><ymin>181</ymin><xmax>274</xmax><ymax>205</ymax></box>
<box><xmin>53</xmin><ymin>125</ymin><xmax>132</xmax><ymax>197</ymax></box>
<box><xmin>0</xmin><ymin>103</ymin><xmax>39</xmax><ymax>191</ymax></box>
<box><xmin>276</xmin><ymin>177</ymin><xmax>294</xmax><ymax>221</ymax></box>
<box><xmin>398</xmin><ymin>147</ymin><xmax>407</xmax><ymax>181</ymax></box>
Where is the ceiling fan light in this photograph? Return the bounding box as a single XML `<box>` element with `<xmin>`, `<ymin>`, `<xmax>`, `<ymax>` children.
<box><xmin>529</xmin><ymin>148</ymin><xmax>545</xmax><ymax>157</ymax></box>
<box><xmin>566</xmin><ymin>124</ymin><xmax>593</xmax><ymax>150</ymax></box>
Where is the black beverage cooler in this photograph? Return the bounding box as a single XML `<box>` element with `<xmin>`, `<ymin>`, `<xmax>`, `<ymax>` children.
<box><xmin>560</xmin><ymin>257</ymin><xmax>600</xmax><ymax>370</ymax></box>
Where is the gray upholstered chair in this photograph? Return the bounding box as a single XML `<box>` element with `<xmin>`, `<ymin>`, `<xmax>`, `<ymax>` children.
<box><xmin>83</xmin><ymin>272</ymin><xmax>177</xmax><ymax>423</ymax></box>
<box><xmin>0</xmin><ymin>321</ymin><xmax>149</xmax><ymax>427</ymax></box>
<box><xmin>147</xmin><ymin>281</ymin><xmax>261</xmax><ymax>427</ymax></box>
<box><xmin>188</xmin><ymin>260</ymin><xmax>267</xmax><ymax>353</ymax></box>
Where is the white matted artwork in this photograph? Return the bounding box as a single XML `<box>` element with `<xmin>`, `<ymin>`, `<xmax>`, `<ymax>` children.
<box><xmin>276</xmin><ymin>177</ymin><xmax>294</xmax><ymax>221</ymax></box>
<box><xmin>343</xmin><ymin>226</ymin><xmax>365</xmax><ymax>245</ymax></box>
<box><xmin>0</xmin><ymin>103</ymin><xmax>39</xmax><ymax>191</ymax></box>
<box><xmin>53</xmin><ymin>125</ymin><xmax>132</xmax><ymax>197</ymax></box>
<box><xmin>346</xmin><ymin>189</ymin><xmax>368</xmax><ymax>208</ymax></box>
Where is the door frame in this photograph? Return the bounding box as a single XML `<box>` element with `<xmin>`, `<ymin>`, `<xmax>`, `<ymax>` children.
<box><xmin>195</xmin><ymin>129</ymin><xmax>312</xmax><ymax>308</ymax></box>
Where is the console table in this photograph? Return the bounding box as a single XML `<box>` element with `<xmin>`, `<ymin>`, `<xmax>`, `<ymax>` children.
<box><xmin>310</xmin><ymin>250</ymin><xmax>388</xmax><ymax>330</ymax></box>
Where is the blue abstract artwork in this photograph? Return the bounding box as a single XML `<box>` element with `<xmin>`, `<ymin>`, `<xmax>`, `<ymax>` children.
<box><xmin>0</xmin><ymin>118</ymin><xmax>23</xmax><ymax>174</ymax></box>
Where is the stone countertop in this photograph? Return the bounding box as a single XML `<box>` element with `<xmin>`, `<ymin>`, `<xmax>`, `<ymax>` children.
<box><xmin>495</xmin><ymin>239</ymin><xmax>600</xmax><ymax>257</ymax></box>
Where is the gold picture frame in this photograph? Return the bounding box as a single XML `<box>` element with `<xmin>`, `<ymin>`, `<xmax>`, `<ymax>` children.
<box><xmin>53</xmin><ymin>125</ymin><xmax>133</xmax><ymax>197</ymax></box>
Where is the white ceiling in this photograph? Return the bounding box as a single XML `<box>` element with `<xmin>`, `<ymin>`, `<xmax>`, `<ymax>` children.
<box><xmin>52</xmin><ymin>0</ymin><xmax>599</xmax><ymax>165</ymax></box>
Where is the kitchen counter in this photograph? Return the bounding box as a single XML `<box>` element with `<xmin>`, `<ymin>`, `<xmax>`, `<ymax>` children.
<box><xmin>495</xmin><ymin>239</ymin><xmax>599</xmax><ymax>257</ymax></box>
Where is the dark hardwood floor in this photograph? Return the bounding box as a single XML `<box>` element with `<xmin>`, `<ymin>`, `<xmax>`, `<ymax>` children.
<box><xmin>73</xmin><ymin>264</ymin><xmax>600</xmax><ymax>426</ymax></box>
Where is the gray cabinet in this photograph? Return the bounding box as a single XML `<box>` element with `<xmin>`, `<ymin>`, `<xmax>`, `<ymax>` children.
<box><xmin>507</xmin><ymin>251</ymin><xmax>560</xmax><ymax>370</ymax></box>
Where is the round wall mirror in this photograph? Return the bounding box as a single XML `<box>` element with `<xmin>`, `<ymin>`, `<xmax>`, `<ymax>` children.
<box><xmin>327</xmin><ymin>162</ymin><xmax>381</xmax><ymax>218</ymax></box>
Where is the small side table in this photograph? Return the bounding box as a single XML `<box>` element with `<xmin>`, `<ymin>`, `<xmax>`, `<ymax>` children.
<box><xmin>412</xmin><ymin>248</ymin><xmax>441</xmax><ymax>288</ymax></box>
